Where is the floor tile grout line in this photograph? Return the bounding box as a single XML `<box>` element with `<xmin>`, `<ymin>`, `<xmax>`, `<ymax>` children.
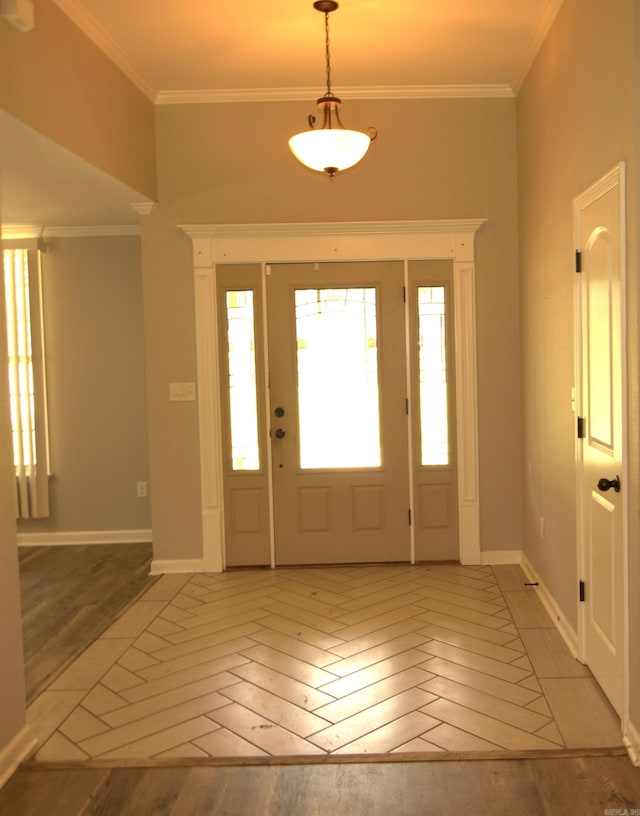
<box><xmin>488</xmin><ymin>567</ymin><xmax>573</xmax><ymax>747</ymax></box>
<box><xmin>31</xmin><ymin>564</ymin><xmax>603</xmax><ymax>763</ymax></box>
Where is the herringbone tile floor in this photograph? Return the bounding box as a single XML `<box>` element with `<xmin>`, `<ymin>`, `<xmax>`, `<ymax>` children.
<box><xmin>27</xmin><ymin>564</ymin><xmax>623</xmax><ymax>762</ymax></box>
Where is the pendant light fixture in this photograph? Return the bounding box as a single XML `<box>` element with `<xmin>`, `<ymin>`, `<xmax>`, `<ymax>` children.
<box><xmin>288</xmin><ymin>1</ymin><xmax>377</xmax><ymax>178</ymax></box>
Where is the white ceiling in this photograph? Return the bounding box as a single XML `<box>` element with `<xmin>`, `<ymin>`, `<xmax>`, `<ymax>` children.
<box><xmin>1</xmin><ymin>0</ymin><xmax>564</xmax><ymax>232</ymax></box>
<box><xmin>56</xmin><ymin>0</ymin><xmax>564</xmax><ymax>98</ymax></box>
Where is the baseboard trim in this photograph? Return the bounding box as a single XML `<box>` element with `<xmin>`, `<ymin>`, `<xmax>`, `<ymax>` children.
<box><xmin>520</xmin><ymin>553</ymin><xmax>578</xmax><ymax>658</ymax></box>
<box><xmin>150</xmin><ymin>558</ymin><xmax>204</xmax><ymax>575</ymax></box>
<box><xmin>481</xmin><ymin>549</ymin><xmax>522</xmax><ymax>565</ymax></box>
<box><xmin>17</xmin><ymin>530</ymin><xmax>153</xmax><ymax>547</ymax></box>
<box><xmin>0</xmin><ymin>725</ymin><xmax>37</xmax><ymax>789</ymax></box>
<box><xmin>624</xmin><ymin>719</ymin><xmax>640</xmax><ymax>767</ymax></box>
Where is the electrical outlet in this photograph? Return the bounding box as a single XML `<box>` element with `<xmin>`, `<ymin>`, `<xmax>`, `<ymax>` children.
<box><xmin>136</xmin><ymin>481</ymin><xmax>148</xmax><ymax>498</ymax></box>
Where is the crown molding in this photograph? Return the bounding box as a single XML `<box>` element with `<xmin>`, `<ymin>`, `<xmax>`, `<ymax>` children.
<box><xmin>130</xmin><ymin>202</ymin><xmax>157</xmax><ymax>216</ymax></box>
<box><xmin>45</xmin><ymin>225</ymin><xmax>141</xmax><ymax>237</ymax></box>
<box><xmin>51</xmin><ymin>0</ymin><xmax>157</xmax><ymax>101</ymax></box>
<box><xmin>511</xmin><ymin>0</ymin><xmax>565</xmax><ymax>93</ymax></box>
<box><xmin>157</xmin><ymin>84</ymin><xmax>514</xmax><ymax>105</ymax></box>
<box><xmin>1</xmin><ymin>224</ymin><xmax>42</xmax><ymax>240</ymax></box>
<box><xmin>2</xmin><ymin>224</ymin><xmax>140</xmax><ymax>238</ymax></box>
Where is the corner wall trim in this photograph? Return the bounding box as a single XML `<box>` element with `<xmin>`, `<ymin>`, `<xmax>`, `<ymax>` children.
<box><xmin>0</xmin><ymin>725</ymin><xmax>37</xmax><ymax>790</ymax></box>
<box><xmin>17</xmin><ymin>530</ymin><xmax>152</xmax><ymax>547</ymax></box>
<box><xmin>150</xmin><ymin>559</ymin><xmax>203</xmax><ymax>575</ymax></box>
<box><xmin>520</xmin><ymin>553</ymin><xmax>578</xmax><ymax>658</ymax></box>
<box><xmin>624</xmin><ymin>719</ymin><xmax>640</xmax><ymax>767</ymax></box>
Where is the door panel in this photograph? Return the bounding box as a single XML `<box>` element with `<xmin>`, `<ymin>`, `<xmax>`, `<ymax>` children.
<box><xmin>267</xmin><ymin>261</ymin><xmax>410</xmax><ymax>565</ymax></box>
<box><xmin>578</xmin><ymin>173</ymin><xmax>625</xmax><ymax>715</ymax></box>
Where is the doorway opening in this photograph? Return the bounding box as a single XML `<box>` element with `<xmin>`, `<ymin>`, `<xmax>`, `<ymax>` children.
<box><xmin>181</xmin><ymin>220</ymin><xmax>485</xmax><ymax>572</ymax></box>
<box><xmin>218</xmin><ymin>260</ymin><xmax>458</xmax><ymax>567</ymax></box>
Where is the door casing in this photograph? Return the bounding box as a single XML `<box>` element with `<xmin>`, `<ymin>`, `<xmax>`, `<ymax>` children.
<box><xmin>182</xmin><ymin>220</ymin><xmax>485</xmax><ymax>572</ymax></box>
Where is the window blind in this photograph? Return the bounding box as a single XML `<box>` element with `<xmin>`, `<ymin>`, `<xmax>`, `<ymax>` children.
<box><xmin>3</xmin><ymin>244</ymin><xmax>50</xmax><ymax>519</ymax></box>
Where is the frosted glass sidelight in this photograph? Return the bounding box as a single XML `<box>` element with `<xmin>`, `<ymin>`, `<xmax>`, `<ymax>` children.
<box><xmin>226</xmin><ymin>291</ymin><xmax>260</xmax><ymax>471</ymax></box>
<box><xmin>418</xmin><ymin>286</ymin><xmax>449</xmax><ymax>466</ymax></box>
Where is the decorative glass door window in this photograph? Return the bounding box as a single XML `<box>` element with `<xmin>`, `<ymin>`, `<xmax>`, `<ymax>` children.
<box><xmin>418</xmin><ymin>285</ymin><xmax>449</xmax><ymax>466</ymax></box>
<box><xmin>225</xmin><ymin>290</ymin><xmax>260</xmax><ymax>471</ymax></box>
<box><xmin>295</xmin><ymin>287</ymin><xmax>381</xmax><ymax>469</ymax></box>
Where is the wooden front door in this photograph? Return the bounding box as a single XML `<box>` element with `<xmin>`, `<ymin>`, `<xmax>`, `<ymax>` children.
<box><xmin>217</xmin><ymin>260</ymin><xmax>459</xmax><ymax>567</ymax></box>
<box><xmin>267</xmin><ymin>261</ymin><xmax>410</xmax><ymax>565</ymax></box>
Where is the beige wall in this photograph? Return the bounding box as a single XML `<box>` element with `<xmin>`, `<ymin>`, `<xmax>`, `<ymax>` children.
<box><xmin>0</xmin><ymin>0</ymin><xmax>156</xmax><ymax>200</ymax></box>
<box><xmin>18</xmin><ymin>236</ymin><xmax>151</xmax><ymax>536</ymax></box>
<box><xmin>143</xmin><ymin>97</ymin><xmax>522</xmax><ymax>560</ymax></box>
<box><xmin>517</xmin><ymin>0</ymin><xmax>639</xmax><ymax>724</ymax></box>
<box><xmin>0</xmin><ymin>165</ymin><xmax>28</xmax><ymax>774</ymax></box>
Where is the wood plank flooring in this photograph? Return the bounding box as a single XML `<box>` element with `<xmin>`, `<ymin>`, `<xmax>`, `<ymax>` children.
<box><xmin>25</xmin><ymin>563</ymin><xmax>624</xmax><ymax>763</ymax></box>
<box><xmin>19</xmin><ymin>544</ymin><xmax>155</xmax><ymax>703</ymax></box>
<box><xmin>3</xmin><ymin>755</ymin><xmax>640</xmax><ymax>815</ymax></box>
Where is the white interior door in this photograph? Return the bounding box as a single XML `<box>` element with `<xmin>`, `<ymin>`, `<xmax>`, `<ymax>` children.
<box><xmin>575</xmin><ymin>163</ymin><xmax>627</xmax><ymax>717</ymax></box>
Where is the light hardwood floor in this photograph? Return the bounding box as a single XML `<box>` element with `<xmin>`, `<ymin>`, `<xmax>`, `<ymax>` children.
<box><xmin>24</xmin><ymin>561</ymin><xmax>623</xmax><ymax>762</ymax></box>
<box><xmin>2</xmin><ymin>755</ymin><xmax>640</xmax><ymax>815</ymax></box>
<box><xmin>8</xmin><ymin>548</ymin><xmax>640</xmax><ymax>814</ymax></box>
<box><xmin>19</xmin><ymin>543</ymin><xmax>155</xmax><ymax>703</ymax></box>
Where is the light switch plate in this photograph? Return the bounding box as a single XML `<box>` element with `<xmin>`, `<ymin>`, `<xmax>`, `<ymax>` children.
<box><xmin>169</xmin><ymin>382</ymin><xmax>196</xmax><ymax>402</ymax></box>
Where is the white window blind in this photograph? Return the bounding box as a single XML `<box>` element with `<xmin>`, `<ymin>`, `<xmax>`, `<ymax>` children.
<box><xmin>3</xmin><ymin>243</ymin><xmax>50</xmax><ymax>518</ymax></box>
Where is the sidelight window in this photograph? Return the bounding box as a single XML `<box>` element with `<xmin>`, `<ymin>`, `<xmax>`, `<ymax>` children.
<box><xmin>418</xmin><ymin>285</ymin><xmax>450</xmax><ymax>466</ymax></box>
<box><xmin>225</xmin><ymin>290</ymin><xmax>260</xmax><ymax>471</ymax></box>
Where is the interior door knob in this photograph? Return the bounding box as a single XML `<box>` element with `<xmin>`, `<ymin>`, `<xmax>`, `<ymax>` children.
<box><xmin>274</xmin><ymin>428</ymin><xmax>286</xmax><ymax>439</ymax></box>
<box><xmin>597</xmin><ymin>476</ymin><xmax>621</xmax><ymax>492</ymax></box>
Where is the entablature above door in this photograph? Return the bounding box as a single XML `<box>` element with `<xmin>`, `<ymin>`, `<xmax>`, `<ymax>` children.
<box><xmin>179</xmin><ymin>219</ymin><xmax>486</xmax><ymax>266</ymax></box>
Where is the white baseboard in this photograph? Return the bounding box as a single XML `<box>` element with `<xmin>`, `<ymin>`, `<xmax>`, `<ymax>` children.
<box><xmin>624</xmin><ymin>718</ymin><xmax>640</xmax><ymax>766</ymax></box>
<box><xmin>0</xmin><ymin>725</ymin><xmax>37</xmax><ymax>790</ymax></box>
<box><xmin>520</xmin><ymin>553</ymin><xmax>578</xmax><ymax>658</ymax></box>
<box><xmin>150</xmin><ymin>558</ymin><xmax>205</xmax><ymax>575</ymax></box>
<box><xmin>17</xmin><ymin>529</ymin><xmax>152</xmax><ymax>547</ymax></box>
<box><xmin>481</xmin><ymin>549</ymin><xmax>522</xmax><ymax>565</ymax></box>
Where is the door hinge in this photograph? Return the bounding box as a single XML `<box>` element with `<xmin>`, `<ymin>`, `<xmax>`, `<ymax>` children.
<box><xmin>575</xmin><ymin>250</ymin><xmax>582</xmax><ymax>274</ymax></box>
<box><xmin>405</xmin><ymin>398</ymin><xmax>409</xmax><ymax>415</ymax></box>
<box><xmin>577</xmin><ymin>416</ymin><xmax>585</xmax><ymax>438</ymax></box>
<box><xmin>403</xmin><ymin>285</ymin><xmax>407</xmax><ymax>304</ymax></box>
<box><xmin>579</xmin><ymin>580</ymin><xmax>585</xmax><ymax>602</ymax></box>
<box><xmin>408</xmin><ymin>509</ymin><xmax>412</xmax><ymax>526</ymax></box>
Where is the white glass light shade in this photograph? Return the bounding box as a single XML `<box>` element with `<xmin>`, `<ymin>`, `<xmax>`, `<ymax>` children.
<box><xmin>288</xmin><ymin>128</ymin><xmax>372</xmax><ymax>174</ymax></box>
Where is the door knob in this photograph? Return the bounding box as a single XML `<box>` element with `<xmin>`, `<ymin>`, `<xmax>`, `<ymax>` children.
<box><xmin>597</xmin><ymin>476</ymin><xmax>621</xmax><ymax>493</ymax></box>
<box><xmin>274</xmin><ymin>428</ymin><xmax>286</xmax><ymax>439</ymax></box>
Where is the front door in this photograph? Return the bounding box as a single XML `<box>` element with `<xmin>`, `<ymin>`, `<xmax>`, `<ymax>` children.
<box><xmin>575</xmin><ymin>164</ymin><xmax>626</xmax><ymax>716</ymax></box>
<box><xmin>217</xmin><ymin>259</ymin><xmax>459</xmax><ymax>567</ymax></box>
<box><xmin>267</xmin><ymin>262</ymin><xmax>410</xmax><ymax>565</ymax></box>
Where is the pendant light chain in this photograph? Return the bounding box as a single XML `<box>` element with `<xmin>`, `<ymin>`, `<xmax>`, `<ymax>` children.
<box><xmin>324</xmin><ymin>10</ymin><xmax>333</xmax><ymax>97</ymax></box>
